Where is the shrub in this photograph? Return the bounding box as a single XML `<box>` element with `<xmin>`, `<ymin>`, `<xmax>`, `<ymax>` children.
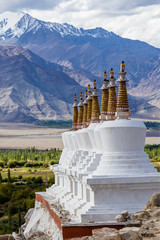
<box><xmin>26</xmin><ymin>199</ymin><xmax>35</xmax><ymax>210</ymax></box>
<box><xmin>50</xmin><ymin>160</ymin><xmax>59</xmax><ymax>165</ymax></box>
<box><xmin>16</xmin><ymin>161</ymin><xmax>26</xmax><ymax>167</ymax></box>
<box><xmin>43</xmin><ymin>162</ymin><xmax>48</xmax><ymax>168</ymax></box>
<box><xmin>49</xmin><ymin>175</ymin><xmax>55</xmax><ymax>186</ymax></box>
<box><xmin>7</xmin><ymin>160</ymin><xmax>18</xmax><ymax>168</ymax></box>
<box><xmin>24</xmin><ymin>162</ymin><xmax>43</xmax><ymax>167</ymax></box>
<box><xmin>34</xmin><ymin>176</ymin><xmax>43</xmax><ymax>184</ymax></box>
<box><xmin>0</xmin><ymin>161</ymin><xmax>5</xmax><ymax>168</ymax></box>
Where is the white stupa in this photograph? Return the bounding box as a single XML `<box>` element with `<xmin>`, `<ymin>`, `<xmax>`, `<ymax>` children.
<box><xmin>24</xmin><ymin>61</ymin><xmax>160</xmax><ymax>240</ymax></box>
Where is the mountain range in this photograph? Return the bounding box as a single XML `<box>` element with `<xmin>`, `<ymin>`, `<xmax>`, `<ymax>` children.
<box><xmin>0</xmin><ymin>46</ymin><xmax>85</xmax><ymax>122</ymax></box>
<box><xmin>0</xmin><ymin>11</ymin><xmax>160</xmax><ymax>122</ymax></box>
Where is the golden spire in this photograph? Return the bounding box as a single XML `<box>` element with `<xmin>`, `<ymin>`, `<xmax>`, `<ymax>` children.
<box><xmin>83</xmin><ymin>90</ymin><xmax>88</xmax><ymax>128</ymax></box>
<box><xmin>91</xmin><ymin>80</ymin><xmax>100</xmax><ymax>123</ymax></box>
<box><xmin>116</xmin><ymin>61</ymin><xmax>130</xmax><ymax>119</ymax></box>
<box><xmin>107</xmin><ymin>68</ymin><xmax>118</xmax><ymax>120</ymax></box>
<box><xmin>72</xmin><ymin>94</ymin><xmax>78</xmax><ymax>130</ymax></box>
<box><xmin>77</xmin><ymin>92</ymin><xmax>84</xmax><ymax>129</ymax></box>
<box><xmin>86</xmin><ymin>84</ymin><xmax>92</xmax><ymax>125</ymax></box>
<box><xmin>100</xmin><ymin>71</ymin><xmax>109</xmax><ymax>120</ymax></box>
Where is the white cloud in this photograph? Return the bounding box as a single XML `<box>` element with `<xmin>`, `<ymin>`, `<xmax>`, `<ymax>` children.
<box><xmin>0</xmin><ymin>0</ymin><xmax>160</xmax><ymax>48</ymax></box>
<box><xmin>0</xmin><ymin>0</ymin><xmax>67</xmax><ymax>12</ymax></box>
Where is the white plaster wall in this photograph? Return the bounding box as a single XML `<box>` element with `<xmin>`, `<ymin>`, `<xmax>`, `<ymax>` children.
<box><xmin>74</xmin><ymin>130</ymin><xmax>83</xmax><ymax>150</ymax></box>
<box><xmin>94</xmin><ymin>122</ymin><xmax>103</xmax><ymax>152</ymax></box>
<box><xmin>71</xmin><ymin>132</ymin><xmax>78</xmax><ymax>150</ymax></box>
<box><xmin>100</xmin><ymin>120</ymin><xmax>146</xmax><ymax>152</ymax></box>
<box><xmin>87</xmin><ymin>123</ymin><xmax>98</xmax><ymax>149</ymax></box>
<box><xmin>79</xmin><ymin>128</ymin><xmax>93</xmax><ymax>151</ymax></box>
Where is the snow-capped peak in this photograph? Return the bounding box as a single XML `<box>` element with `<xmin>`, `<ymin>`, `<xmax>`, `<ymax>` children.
<box><xmin>0</xmin><ymin>11</ymin><xmax>41</xmax><ymax>39</ymax></box>
<box><xmin>0</xmin><ymin>11</ymin><xmax>25</xmax><ymax>26</ymax></box>
<box><xmin>0</xmin><ymin>11</ymin><xmax>114</xmax><ymax>40</ymax></box>
<box><xmin>44</xmin><ymin>22</ymin><xmax>114</xmax><ymax>38</ymax></box>
<box><xmin>0</xmin><ymin>12</ymin><xmax>25</xmax><ymax>37</ymax></box>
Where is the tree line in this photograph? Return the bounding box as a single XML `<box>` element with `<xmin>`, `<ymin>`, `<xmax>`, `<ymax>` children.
<box><xmin>0</xmin><ymin>147</ymin><xmax>61</xmax><ymax>169</ymax></box>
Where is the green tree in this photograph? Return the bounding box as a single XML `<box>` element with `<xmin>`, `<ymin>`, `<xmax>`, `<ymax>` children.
<box><xmin>8</xmin><ymin>169</ymin><xmax>11</xmax><ymax>182</ymax></box>
<box><xmin>0</xmin><ymin>160</ymin><xmax>4</xmax><ymax>167</ymax></box>
<box><xmin>0</xmin><ymin>172</ymin><xmax>2</xmax><ymax>182</ymax></box>
<box><xmin>35</xmin><ymin>176</ymin><xmax>43</xmax><ymax>184</ymax></box>
<box><xmin>7</xmin><ymin>160</ymin><xmax>17</xmax><ymax>168</ymax></box>
<box><xmin>18</xmin><ymin>203</ymin><xmax>21</xmax><ymax>228</ymax></box>
<box><xmin>8</xmin><ymin>207</ymin><xmax>12</xmax><ymax>232</ymax></box>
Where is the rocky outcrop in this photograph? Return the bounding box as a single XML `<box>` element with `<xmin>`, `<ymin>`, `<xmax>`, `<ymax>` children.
<box><xmin>83</xmin><ymin>228</ymin><xmax>121</xmax><ymax>240</ymax></box>
<box><xmin>144</xmin><ymin>192</ymin><xmax>160</xmax><ymax>209</ymax></box>
<box><xmin>23</xmin><ymin>201</ymin><xmax>63</xmax><ymax>240</ymax></box>
<box><xmin>119</xmin><ymin>227</ymin><xmax>142</xmax><ymax>240</ymax></box>
<box><xmin>115</xmin><ymin>211</ymin><xmax>131</xmax><ymax>222</ymax></box>
<box><xmin>0</xmin><ymin>235</ymin><xmax>14</xmax><ymax>240</ymax></box>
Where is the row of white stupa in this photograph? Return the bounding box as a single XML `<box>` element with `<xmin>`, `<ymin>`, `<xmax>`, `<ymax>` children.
<box><xmin>23</xmin><ymin>62</ymin><xmax>160</xmax><ymax>240</ymax></box>
<box><xmin>48</xmin><ymin>119</ymin><xmax>160</xmax><ymax>223</ymax></box>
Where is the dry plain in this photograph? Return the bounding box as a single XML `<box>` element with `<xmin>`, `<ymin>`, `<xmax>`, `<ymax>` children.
<box><xmin>0</xmin><ymin>122</ymin><xmax>159</xmax><ymax>150</ymax></box>
<box><xmin>0</xmin><ymin>123</ymin><xmax>65</xmax><ymax>150</ymax></box>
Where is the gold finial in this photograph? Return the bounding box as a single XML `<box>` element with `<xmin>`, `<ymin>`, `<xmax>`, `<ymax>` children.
<box><xmin>87</xmin><ymin>84</ymin><xmax>92</xmax><ymax>98</ymax></box>
<box><xmin>116</xmin><ymin>60</ymin><xmax>130</xmax><ymax>119</ymax></box>
<box><xmin>120</xmin><ymin>61</ymin><xmax>125</xmax><ymax>72</ymax></box>
<box><xmin>73</xmin><ymin>94</ymin><xmax>77</xmax><ymax>105</ymax></box>
<box><xmin>110</xmin><ymin>68</ymin><xmax>114</xmax><ymax>78</ymax></box>
<box><xmin>93</xmin><ymin>80</ymin><xmax>96</xmax><ymax>89</ymax></box>
<box><xmin>72</xmin><ymin>94</ymin><xmax>78</xmax><ymax>130</ymax></box>
<box><xmin>79</xmin><ymin>92</ymin><xmax>83</xmax><ymax>102</ymax></box>
<box><xmin>103</xmin><ymin>71</ymin><xmax>107</xmax><ymax>80</ymax></box>
<box><xmin>85</xmin><ymin>90</ymin><xmax>88</xmax><ymax>97</ymax></box>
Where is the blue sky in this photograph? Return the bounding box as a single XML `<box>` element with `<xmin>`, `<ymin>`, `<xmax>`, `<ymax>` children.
<box><xmin>0</xmin><ymin>0</ymin><xmax>160</xmax><ymax>48</ymax></box>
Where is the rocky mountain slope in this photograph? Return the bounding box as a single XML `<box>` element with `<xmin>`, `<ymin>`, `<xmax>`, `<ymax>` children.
<box><xmin>0</xmin><ymin>11</ymin><xmax>159</xmax><ymax>120</ymax></box>
<box><xmin>0</xmin><ymin>45</ymin><xmax>159</xmax><ymax>122</ymax></box>
<box><xmin>0</xmin><ymin>46</ymin><xmax>85</xmax><ymax>122</ymax></box>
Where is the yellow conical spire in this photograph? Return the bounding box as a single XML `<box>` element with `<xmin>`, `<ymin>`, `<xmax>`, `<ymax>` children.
<box><xmin>86</xmin><ymin>84</ymin><xmax>92</xmax><ymax>125</ymax></box>
<box><xmin>100</xmin><ymin>71</ymin><xmax>109</xmax><ymax>120</ymax></box>
<box><xmin>107</xmin><ymin>68</ymin><xmax>118</xmax><ymax>120</ymax></box>
<box><xmin>77</xmin><ymin>92</ymin><xmax>84</xmax><ymax>129</ymax></box>
<box><xmin>91</xmin><ymin>80</ymin><xmax>100</xmax><ymax>123</ymax></box>
<box><xmin>72</xmin><ymin>94</ymin><xmax>78</xmax><ymax>130</ymax></box>
<box><xmin>83</xmin><ymin>90</ymin><xmax>88</xmax><ymax>128</ymax></box>
<box><xmin>116</xmin><ymin>61</ymin><xmax>130</xmax><ymax>119</ymax></box>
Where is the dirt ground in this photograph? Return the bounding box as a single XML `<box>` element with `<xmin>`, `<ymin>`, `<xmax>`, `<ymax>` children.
<box><xmin>0</xmin><ymin>123</ymin><xmax>159</xmax><ymax>150</ymax></box>
<box><xmin>0</xmin><ymin>123</ymin><xmax>66</xmax><ymax>150</ymax></box>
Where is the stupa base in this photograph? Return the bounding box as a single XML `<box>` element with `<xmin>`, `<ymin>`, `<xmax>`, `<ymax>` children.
<box><xmin>81</xmin><ymin>174</ymin><xmax>160</xmax><ymax>223</ymax></box>
<box><xmin>24</xmin><ymin>192</ymin><xmax>125</xmax><ymax>240</ymax></box>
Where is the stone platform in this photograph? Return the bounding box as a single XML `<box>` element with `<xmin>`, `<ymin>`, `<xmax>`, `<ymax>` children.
<box><xmin>24</xmin><ymin>191</ymin><xmax>125</xmax><ymax>239</ymax></box>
